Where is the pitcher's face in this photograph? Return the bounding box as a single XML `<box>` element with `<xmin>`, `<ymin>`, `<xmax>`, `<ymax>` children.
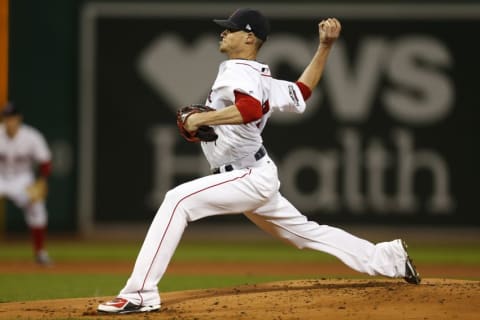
<box><xmin>218</xmin><ymin>28</ymin><xmax>246</xmax><ymax>53</ymax></box>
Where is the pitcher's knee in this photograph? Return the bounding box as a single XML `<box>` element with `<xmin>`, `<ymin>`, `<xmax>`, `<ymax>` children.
<box><xmin>163</xmin><ymin>188</ymin><xmax>198</xmax><ymax>222</ymax></box>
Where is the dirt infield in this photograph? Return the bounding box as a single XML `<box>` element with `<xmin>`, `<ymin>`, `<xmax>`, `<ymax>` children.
<box><xmin>0</xmin><ymin>261</ymin><xmax>479</xmax><ymax>319</ymax></box>
<box><xmin>0</xmin><ymin>278</ymin><xmax>478</xmax><ymax>319</ymax></box>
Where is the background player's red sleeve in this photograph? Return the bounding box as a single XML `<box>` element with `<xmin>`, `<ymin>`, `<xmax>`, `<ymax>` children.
<box><xmin>39</xmin><ymin>161</ymin><xmax>52</xmax><ymax>178</ymax></box>
<box><xmin>234</xmin><ymin>91</ymin><xmax>263</xmax><ymax>123</ymax></box>
<box><xmin>295</xmin><ymin>81</ymin><xmax>312</xmax><ymax>101</ymax></box>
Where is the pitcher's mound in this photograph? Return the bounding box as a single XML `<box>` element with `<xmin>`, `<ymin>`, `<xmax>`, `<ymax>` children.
<box><xmin>1</xmin><ymin>278</ymin><xmax>478</xmax><ymax>319</ymax></box>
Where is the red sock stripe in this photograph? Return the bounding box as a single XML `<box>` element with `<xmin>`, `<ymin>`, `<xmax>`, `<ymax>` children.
<box><xmin>31</xmin><ymin>227</ymin><xmax>45</xmax><ymax>254</ymax></box>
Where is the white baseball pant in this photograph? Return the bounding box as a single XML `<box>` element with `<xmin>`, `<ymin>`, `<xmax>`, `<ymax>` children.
<box><xmin>118</xmin><ymin>156</ymin><xmax>407</xmax><ymax>306</ymax></box>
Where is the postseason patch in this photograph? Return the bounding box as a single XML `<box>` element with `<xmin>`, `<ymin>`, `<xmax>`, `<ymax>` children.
<box><xmin>288</xmin><ymin>84</ymin><xmax>300</xmax><ymax>107</ymax></box>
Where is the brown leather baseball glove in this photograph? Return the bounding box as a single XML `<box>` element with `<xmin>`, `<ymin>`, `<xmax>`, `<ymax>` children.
<box><xmin>176</xmin><ymin>104</ymin><xmax>218</xmax><ymax>142</ymax></box>
<box><xmin>26</xmin><ymin>178</ymin><xmax>48</xmax><ymax>203</ymax></box>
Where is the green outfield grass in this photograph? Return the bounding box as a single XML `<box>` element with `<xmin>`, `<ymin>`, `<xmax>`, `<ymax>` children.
<box><xmin>2</xmin><ymin>240</ymin><xmax>480</xmax><ymax>264</ymax></box>
<box><xmin>0</xmin><ymin>239</ymin><xmax>479</xmax><ymax>302</ymax></box>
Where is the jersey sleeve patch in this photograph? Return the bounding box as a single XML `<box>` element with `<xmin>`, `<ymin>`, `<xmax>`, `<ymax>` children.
<box><xmin>268</xmin><ymin>79</ymin><xmax>307</xmax><ymax>113</ymax></box>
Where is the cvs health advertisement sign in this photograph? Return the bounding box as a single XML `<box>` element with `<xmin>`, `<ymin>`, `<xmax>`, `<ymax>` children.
<box><xmin>79</xmin><ymin>2</ymin><xmax>479</xmax><ymax>229</ymax></box>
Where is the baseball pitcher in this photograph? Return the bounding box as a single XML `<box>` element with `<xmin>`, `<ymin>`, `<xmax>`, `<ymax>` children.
<box><xmin>98</xmin><ymin>8</ymin><xmax>420</xmax><ymax>314</ymax></box>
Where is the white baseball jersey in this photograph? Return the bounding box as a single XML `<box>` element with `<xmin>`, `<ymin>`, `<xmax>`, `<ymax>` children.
<box><xmin>0</xmin><ymin>124</ymin><xmax>51</xmax><ymax>180</ymax></box>
<box><xmin>202</xmin><ymin>59</ymin><xmax>306</xmax><ymax>169</ymax></box>
<box><xmin>116</xmin><ymin>59</ymin><xmax>409</xmax><ymax>307</ymax></box>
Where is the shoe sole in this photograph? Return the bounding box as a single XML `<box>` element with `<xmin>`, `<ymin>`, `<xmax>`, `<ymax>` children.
<box><xmin>97</xmin><ymin>304</ymin><xmax>160</xmax><ymax>314</ymax></box>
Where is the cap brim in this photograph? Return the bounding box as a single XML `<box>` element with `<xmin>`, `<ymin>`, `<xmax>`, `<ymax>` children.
<box><xmin>213</xmin><ymin>19</ymin><xmax>240</xmax><ymax>30</ymax></box>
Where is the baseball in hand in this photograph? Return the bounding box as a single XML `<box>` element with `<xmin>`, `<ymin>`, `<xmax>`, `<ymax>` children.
<box><xmin>319</xmin><ymin>18</ymin><xmax>341</xmax><ymax>46</ymax></box>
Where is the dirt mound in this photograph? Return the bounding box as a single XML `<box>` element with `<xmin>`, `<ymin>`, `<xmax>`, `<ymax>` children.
<box><xmin>1</xmin><ymin>278</ymin><xmax>478</xmax><ymax>319</ymax></box>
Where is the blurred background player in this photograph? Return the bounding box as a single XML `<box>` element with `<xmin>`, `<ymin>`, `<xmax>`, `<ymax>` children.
<box><xmin>0</xmin><ymin>102</ymin><xmax>53</xmax><ymax>265</ymax></box>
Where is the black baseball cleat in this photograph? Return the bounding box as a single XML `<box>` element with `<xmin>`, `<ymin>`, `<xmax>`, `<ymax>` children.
<box><xmin>97</xmin><ymin>297</ymin><xmax>160</xmax><ymax>314</ymax></box>
<box><xmin>401</xmin><ymin>240</ymin><xmax>421</xmax><ymax>284</ymax></box>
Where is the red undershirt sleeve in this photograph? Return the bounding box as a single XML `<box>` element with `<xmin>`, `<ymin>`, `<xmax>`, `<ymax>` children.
<box><xmin>39</xmin><ymin>161</ymin><xmax>52</xmax><ymax>178</ymax></box>
<box><xmin>234</xmin><ymin>91</ymin><xmax>263</xmax><ymax>123</ymax></box>
<box><xmin>295</xmin><ymin>81</ymin><xmax>312</xmax><ymax>101</ymax></box>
